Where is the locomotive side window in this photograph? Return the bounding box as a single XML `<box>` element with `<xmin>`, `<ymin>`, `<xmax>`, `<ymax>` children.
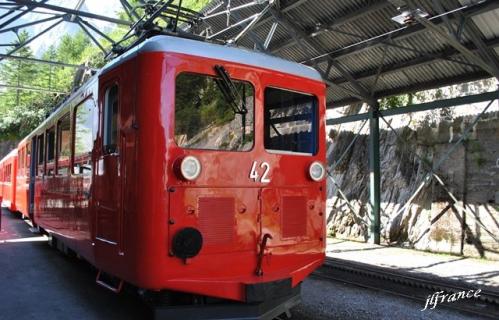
<box><xmin>74</xmin><ymin>99</ymin><xmax>94</xmax><ymax>175</ymax></box>
<box><xmin>103</xmin><ymin>85</ymin><xmax>119</xmax><ymax>154</ymax></box>
<box><xmin>264</xmin><ymin>88</ymin><xmax>318</xmax><ymax>155</ymax></box>
<box><xmin>57</xmin><ymin>113</ymin><xmax>71</xmax><ymax>175</ymax></box>
<box><xmin>175</xmin><ymin>72</ymin><xmax>254</xmax><ymax>151</ymax></box>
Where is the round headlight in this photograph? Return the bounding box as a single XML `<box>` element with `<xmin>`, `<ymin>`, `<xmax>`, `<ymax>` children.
<box><xmin>309</xmin><ymin>161</ymin><xmax>326</xmax><ymax>181</ymax></box>
<box><xmin>180</xmin><ymin>156</ymin><xmax>201</xmax><ymax>180</ymax></box>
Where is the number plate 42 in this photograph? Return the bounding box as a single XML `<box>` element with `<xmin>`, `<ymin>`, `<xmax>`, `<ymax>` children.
<box><xmin>249</xmin><ymin>161</ymin><xmax>271</xmax><ymax>183</ymax></box>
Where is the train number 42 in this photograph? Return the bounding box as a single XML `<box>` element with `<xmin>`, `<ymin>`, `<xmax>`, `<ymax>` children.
<box><xmin>249</xmin><ymin>161</ymin><xmax>271</xmax><ymax>183</ymax></box>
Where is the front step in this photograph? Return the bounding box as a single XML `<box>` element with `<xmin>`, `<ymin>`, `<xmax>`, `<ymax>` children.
<box><xmin>96</xmin><ymin>270</ymin><xmax>124</xmax><ymax>293</ymax></box>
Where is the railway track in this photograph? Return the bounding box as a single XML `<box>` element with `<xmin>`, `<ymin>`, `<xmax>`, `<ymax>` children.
<box><xmin>313</xmin><ymin>257</ymin><xmax>499</xmax><ymax>319</ymax></box>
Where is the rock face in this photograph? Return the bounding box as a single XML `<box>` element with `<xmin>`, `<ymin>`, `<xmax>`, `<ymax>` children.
<box><xmin>327</xmin><ymin>110</ymin><xmax>499</xmax><ymax>260</ymax></box>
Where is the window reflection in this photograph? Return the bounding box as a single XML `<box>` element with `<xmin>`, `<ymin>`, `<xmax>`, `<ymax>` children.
<box><xmin>74</xmin><ymin>99</ymin><xmax>94</xmax><ymax>175</ymax></box>
<box><xmin>175</xmin><ymin>72</ymin><xmax>254</xmax><ymax>151</ymax></box>
<box><xmin>264</xmin><ymin>88</ymin><xmax>318</xmax><ymax>155</ymax></box>
<box><xmin>57</xmin><ymin>113</ymin><xmax>71</xmax><ymax>175</ymax></box>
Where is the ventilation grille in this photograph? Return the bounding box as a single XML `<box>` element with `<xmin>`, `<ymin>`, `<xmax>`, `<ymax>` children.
<box><xmin>282</xmin><ymin>196</ymin><xmax>307</xmax><ymax>238</ymax></box>
<box><xmin>198</xmin><ymin>197</ymin><xmax>235</xmax><ymax>245</ymax></box>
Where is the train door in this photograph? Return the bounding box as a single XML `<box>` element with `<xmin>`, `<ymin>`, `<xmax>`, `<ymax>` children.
<box><xmin>93</xmin><ymin>78</ymin><xmax>123</xmax><ymax>257</ymax></box>
<box><xmin>28</xmin><ymin>137</ymin><xmax>37</xmax><ymax>222</ymax></box>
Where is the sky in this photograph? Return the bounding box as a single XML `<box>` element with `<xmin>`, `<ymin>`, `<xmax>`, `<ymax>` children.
<box><xmin>0</xmin><ymin>0</ymin><xmax>122</xmax><ymax>56</ymax></box>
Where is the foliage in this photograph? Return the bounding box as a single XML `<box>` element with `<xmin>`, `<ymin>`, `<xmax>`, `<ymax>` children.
<box><xmin>379</xmin><ymin>94</ymin><xmax>410</xmax><ymax>110</ymax></box>
<box><xmin>182</xmin><ymin>0</ymin><xmax>212</xmax><ymax>11</ymax></box>
<box><xmin>0</xmin><ymin>29</ymin><xmax>102</xmax><ymax>141</ymax></box>
<box><xmin>175</xmin><ymin>73</ymin><xmax>243</xmax><ymax>139</ymax></box>
<box><xmin>0</xmin><ymin>1</ymin><xmax>209</xmax><ymax>142</ymax></box>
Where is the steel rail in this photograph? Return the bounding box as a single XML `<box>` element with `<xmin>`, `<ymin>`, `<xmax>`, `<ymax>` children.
<box><xmin>314</xmin><ymin>257</ymin><xmax>499</xmax><ymax>319</ymax></box>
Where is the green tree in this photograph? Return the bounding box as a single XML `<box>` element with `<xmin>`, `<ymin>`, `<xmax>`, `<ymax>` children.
<box><xmin>0</xmin><ymin>31</ymin><xmax>39</xmax><ymax>109</ymax></box>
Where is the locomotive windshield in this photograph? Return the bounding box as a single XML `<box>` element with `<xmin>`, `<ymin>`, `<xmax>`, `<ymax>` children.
<box><xmin>264</xmin><ymin>88</ymin><xmax>318</xmax><ymax>155</ymax></box>
<box><xmin>175</xmin><ymin>72</ymin><xmax>254</xmax><ymax>151</ymax></box>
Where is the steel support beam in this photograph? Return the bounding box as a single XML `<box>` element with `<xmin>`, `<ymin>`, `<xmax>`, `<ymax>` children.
<box><xmin>0</xmin><ymin>0</ymin><xmax>48</xmax><ymax>30</ymax></box>
<box><xmin>0</xmin><ymin>3</ymin><xmax>23</xmax><ymax>20</ymax></box>
<box><xmin>329</xmin><ymin>70</ymin><xmax>490</xmax><ymax>108</ymax></box>
<box><xmin>270</xmin><ymin>7</ymin><xmax>375</xmax><ymax>104</ymax></box>
<box><xmin>0</xmin><ymin>18</ymin><xmax>63</xmax><ymax>62</ymax></box>
<box><xmin>0</xmin><ymin>53</ymin><xmax>97</xmax><ymax>70</ymax></box>
<box><xmin>76</xmin><ymin>19</ymin><xmax>106</xmax><ymax>53</ymax></box>
<box><xmin>215</xmin><ymin>0</ymin><xmax>266</xmax><ymax>51</ymax></box>
<box><xmin>448</xmin><ymin>4</ymin><xmax>499</xmax><ymax>80</ymax></box>
<box><xmin>7</xmin><ymin>0</ymin><xmax>132</xmax><ymax>25</ymax></box>
<box><xmin>0</xmin><ymin>13</ymin><xmax>63</xmax><ymax>34</ymax></box>
<box><xmin>251</xmin><ymin>0</ymin><xmax>308</xmax><ymax>30</ymax></box>
<box><xmin>327</xmin><ymin>90</ymin><xmax>499</xmax><ymax>125</ymax></box>
<box><xmin>120</xmin><ymin>0</ymin><xmax>139</xmax><ymax>21</ymax></box>
<box><xmin>406</xmin><ymin>0</ymin><xmax>499</xmax><ymax>79</ymax></box>
<box><xmin>77</xmin><ymin>17</ymin><xmax>116</xmax><ymax>45</ymax></box>
<box><xmin>329</xmin><ymin>37</ymin><xmax>499</xmax><ymax>87</ymax></box>
<box><xmin>368</xmin><ymin>103</ymin><xmax>381</xmax><ymax>244</ymax></box>
<box><xmin>305</xmin><ymin>0</ymin><xmax>499</xmax><ymax>66</ymax></box>
<box><xmin>270</xmin><ymin>0</ymin><xmax>391</xmax><ymax>54</ymax></box>
<box><xmin>0</xmin><ymin>83</ymin><xmax>66</xmax><ymax>94</ymax></box>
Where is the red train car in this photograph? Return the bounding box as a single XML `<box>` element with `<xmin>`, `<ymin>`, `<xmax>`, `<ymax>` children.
<box><xmin>15</xmin><ymin>140</ymin><xmax>31</xmax><ymax>218</ymax></box>
<box><xmin>3</xmin><ymin>35</ymin><xmax>326</xmax><ymax>318</ymax></box>
<box><xmin>0</xmin><ymin>149</ymin><xmax>17</xmax><ymax>212</ymax></box>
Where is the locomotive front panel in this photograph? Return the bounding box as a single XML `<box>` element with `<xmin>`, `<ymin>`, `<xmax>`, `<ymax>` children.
<box><xmin>145</xmin><ymin>51</ymin><xmax>327</xmax><ymax>303</ymax></box>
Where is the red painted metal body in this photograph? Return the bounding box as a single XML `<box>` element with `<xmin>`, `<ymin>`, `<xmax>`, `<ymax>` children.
<box><xmin>15</xmin><ymin>141</ymin><xmax>30</xmax><ymax>218</ymax></box>
<box><xmin>0</xmin><ymin>150</ymin><xmax>17</xmax><ymax>212</ymax></box>
<box><xmin>0</xmin><ymin>38</ymin><xmax>326</xmax><ymax>303</ymax></box>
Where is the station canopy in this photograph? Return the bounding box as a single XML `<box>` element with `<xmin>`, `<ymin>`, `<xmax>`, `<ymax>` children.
<box><xmin>1</xmin><ymin>0</ymin><xmax>499</xmax><ymax>109</ymax></box>
<box><xmin>198</xmin><ymin>0</ymin><xmax>499</xmax><ymax>108</ymax></box>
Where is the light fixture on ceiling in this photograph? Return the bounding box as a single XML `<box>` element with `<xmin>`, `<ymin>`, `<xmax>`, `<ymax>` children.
<box><xmin>391</xmin><ymin>8</ymin><xmax>429</xmax><ymax>25</ymax></box>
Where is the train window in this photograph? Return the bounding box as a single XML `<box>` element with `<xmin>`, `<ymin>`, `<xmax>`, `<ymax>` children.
<box><xmin>57</xmin><ymin>113</ymin><xmax>71</xmax><ymax>175</ymax></box>
<box><xmin>175</xmin><ymin>72</ymin><xmax>254</xmax><ymax>151</ymax></box>
<box><xmin>103</xmin><ymin>85</ymin><xmax>119</xmax><ymax>154</ymax></box>
<box><xmin>37</xmin><ymin>134</ymin><xmax>44</xmax><ymax>176</ymax></box>
<box><xmin>21</xmin><ymin>149</ymin><xmax>25</xmax><ymax>173</ymax></box>
<box><xmin>26</xmin><ymin>144</ymin><xmax>30</xmax><ymax>169</ymax></box>
<box><xmin>264</xmin><ymin>88</ymin><xmax>318</xmax><ymax>155</ymax></box>
<box><xmin>37</xmin><ymin>135</ymin><xmax>44</xmax><ymax>165</ymax></box>
<box><xmin>74</xmin><ymin>99</ymin><xmax>94</xmax><ymax>175</ymax></box>
<box><xmin>46</xmin><ymin>127</ymin><xmax>56</xmax><ymax>161</ymax></box>
<box><xmin>20</xmin><ymin>148</ymin><xmax>25</xmax><ymax>176</ymax></box>
<box><xmin>18</xmin><ymin>148</ymin><xmax>23</xmax><ymax>172</ymax></box>
<box><xmin>46</xmin><ymin>127</ymin><xmax>56</xmax><ymax>175</ymax></box>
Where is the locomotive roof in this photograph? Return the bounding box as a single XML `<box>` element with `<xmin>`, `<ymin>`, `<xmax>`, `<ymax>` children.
<box><xmin>102</xmin><ymin>35</ymin><xmax>323</xmax><ymax>82</ymax></box>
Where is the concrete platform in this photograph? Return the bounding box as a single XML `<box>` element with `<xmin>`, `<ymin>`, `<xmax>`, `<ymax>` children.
<box><xmin>327</xmin><ymin>238</ymin><xmax>499</xmax><ymax>290</ymax></box>
<box><xmin>0</xmin><ymin>207</ymin><xmax>145</xmax><ymax>320</ymax></box>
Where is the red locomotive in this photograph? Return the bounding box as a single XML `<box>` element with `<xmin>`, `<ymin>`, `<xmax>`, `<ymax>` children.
<box><xmin>0</xmin><ymin>35</ymin><xmax>326</xmax><ymax>318</ymax></box>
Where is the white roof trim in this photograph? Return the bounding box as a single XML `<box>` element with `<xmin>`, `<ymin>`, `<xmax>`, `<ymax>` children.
<box><xmin>103</xmin><ymin>35</ymin><xmax>323</xmax><ymax>82</ymax></box>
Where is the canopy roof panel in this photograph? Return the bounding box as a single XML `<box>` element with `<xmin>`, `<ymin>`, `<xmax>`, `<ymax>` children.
<box><xmin>198</xmin><ymin>0</ymin><xmax>499</xmax><ymax>108</ymax></box>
